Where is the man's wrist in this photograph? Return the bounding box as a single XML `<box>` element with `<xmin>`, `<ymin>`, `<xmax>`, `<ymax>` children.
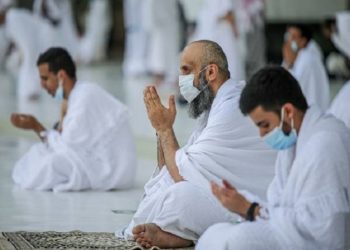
<box><xmin>245</xmin><ymin>202</ymin><xmax>260</xmax><ymax>221</ymax></box>
<box><xmin>156</xmin><ymin>128</ymin><xmax>173</xmax><ymax>137</ymax></box>
<box><xmin>34</xmin><ymin>123</ymin><xmax>46</xmax><ymax>134</ymax></box>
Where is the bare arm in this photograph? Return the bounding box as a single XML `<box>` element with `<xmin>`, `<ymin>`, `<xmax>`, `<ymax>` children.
<box><xmin>144</xmin><ymin>86</ymin><xmax>184</xmax><ymax>182</ymax></box>
<box><xmin>221</xmin><ymin>11</ymin><xmax>238</xmax><ymax>37</ymax></box>
<box><xmin>157</xmin><ymin>128</ymin><xmax>183</xmax><ymax>182</ymax></box>
<box><xmin>157</xmin><ymin>134</ymin><xmax>166</xmax><ymax>167</ymax></box>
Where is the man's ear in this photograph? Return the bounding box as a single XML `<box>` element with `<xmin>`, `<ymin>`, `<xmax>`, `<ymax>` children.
<box><xmin>207</xmin><ymin>64</ymin><xmax>219</xmax><ymax>82</ymax></box>
<box><xmin>57</xmin><ymin>69</ymin><xmax>66</xmax><ymax>80</ymax></box>
<box><xmin>283</xmin><ymin>103</ymin><xmax>295</xmax><ymax>121</ymax></box>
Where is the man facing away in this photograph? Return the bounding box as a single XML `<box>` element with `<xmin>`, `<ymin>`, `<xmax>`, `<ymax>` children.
<box><xmin>283</xmin><ymin>24</ymin><xmax>330</xmax><ymax>112</ymax></box>
<box><xmin>11</xmin><ymin>47</ymin><xmax>136</xmax><ymax>192</ymax></box>
<box><xmin>117</xmin><ymin>40</ymin><xmax>277</xmax><ymax>248</ymax></box>
<box><xmin>196</xmin><ymin>66</ymin><xmax>350</xmax><ymax>250</ymax></box>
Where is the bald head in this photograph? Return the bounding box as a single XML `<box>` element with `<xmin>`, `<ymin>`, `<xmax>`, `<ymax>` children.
<box><xmin>183</xmin><ymin>40</ymin><xmax>230</xmax><ymax>80</ymax></box>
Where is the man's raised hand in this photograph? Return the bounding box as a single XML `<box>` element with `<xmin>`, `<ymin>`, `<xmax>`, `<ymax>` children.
<box><xmin>143</xmin><ymin>86</ymin><xmax>176</xmax><ymax>133</ymax></box>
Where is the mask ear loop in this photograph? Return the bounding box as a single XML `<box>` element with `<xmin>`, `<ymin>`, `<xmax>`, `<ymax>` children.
<box><xmin>197</xmin><ymin>65</ymin><xmax>211</xmax><ymax>91</ymax></box>
<box><xmin>279</xmin><ymin>107</ymin><xmax>285</xmax><ymax>129</ymax></box>
<box><xmin>281</xmin><ymin>107</ymin><xmax>295</xmax><ymax>132</ymax></box>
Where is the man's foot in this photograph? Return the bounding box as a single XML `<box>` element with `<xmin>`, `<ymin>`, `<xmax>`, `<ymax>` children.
<box><xmin>132</xmin><ymin>223</ymin><xmax>193</xmax><ymax>249</ymax></box>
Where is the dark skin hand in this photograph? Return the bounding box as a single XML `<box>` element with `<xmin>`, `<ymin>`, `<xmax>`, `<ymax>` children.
<box><xmin>211</xmin><ymin>180</ymin><xmax>260</xmax><ymax>219</ymax></box>
<box><xmin>10</xmin><ymin>113</ymin><xmax>46</xmax><ymax>138</ymax></box>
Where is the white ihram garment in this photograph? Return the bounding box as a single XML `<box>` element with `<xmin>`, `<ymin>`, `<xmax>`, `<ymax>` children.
<box><xmin>12</xmin><ymin>82</ymin><xmax>137</xmax><ymax>192</ymax></box>
<box><xmin>289</xmin><ymin>41</ymin><xmax>330</xmax><ymax>111</ymax></box>
<box><xmin>117</xmin><ymin>79</ymin><xmax>276</xmax><ymax>241</ymax></box>
<box><xmin>197</xmin><ymin>106</ymin><xmax>350</xmax><ymax>250</ymax></box>
<box><xmin>329</xmin><ymin>80</ymin><xmax>350</xmax><ymax>129</ymax></box>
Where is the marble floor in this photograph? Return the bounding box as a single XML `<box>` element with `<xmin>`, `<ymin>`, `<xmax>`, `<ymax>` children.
<box><xmin>0</xmin><ymin>61</ymin><xmax>195</xmax><ymax>233</ymax></box>
<box><xmin>0</xmin><ymin>61</ymin><xmax>344</xmax><ymax>234</ymax></box>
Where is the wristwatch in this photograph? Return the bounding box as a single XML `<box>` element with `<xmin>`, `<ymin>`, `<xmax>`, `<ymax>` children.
<box><xmin>246</xmin><ymin>202</ymin><xmax>259</xmax><ymax>221</ymax></box>
<box><xmin>39</xmin><ymin>130</ymin><xmax>48</xmax><ymax>142</ymax></box>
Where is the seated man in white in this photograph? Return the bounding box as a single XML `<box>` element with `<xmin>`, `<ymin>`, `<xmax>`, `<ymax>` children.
<box><xmin>117</xmin><ymin>40</ymin><xmax>277</xmax><ymax>248</ymax></box>
<box><xmin>196</xmin><ymin>66</ymin><xmax>350</xmax><ymax>250</ymax></box>
<box><xmin>283</xmin><ymin>24</ymin><xmax>330</xmax><ymax>112</ymax></box>
<box><xmin>11</xmin><ymin>47</ymin><xmax>136</xmax><ymax>192</ymax></box>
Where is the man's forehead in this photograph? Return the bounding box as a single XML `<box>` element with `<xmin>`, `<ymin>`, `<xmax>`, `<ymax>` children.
<box><xmin>250</xmin><ymin>106</ymin><xmax>277</xmax><ymax>121</ymax></box>
<box><xmin>180</xmin><ymin>44</ymin><xmax>202</xmax><ymax>67</ymax></box>
<box><xmin>38</xmin><ymin>63</ymin><xmax>49</xmax><ymax>72</ymax></box>
<box><xmin>287</xmin><ymin>27</ymin><xmax>301</xmax><ymax>37</ymax></box>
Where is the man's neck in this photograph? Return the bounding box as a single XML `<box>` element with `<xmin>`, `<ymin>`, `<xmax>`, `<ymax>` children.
<box><xmin>64</xmin><ymin>78</ymin><xmax>77</xmax><ymax>100</ymax></box>
<box><xmin>211</xmin><ymin>77</ymin><xmax>229</xmax><ymax>97</ymax></box>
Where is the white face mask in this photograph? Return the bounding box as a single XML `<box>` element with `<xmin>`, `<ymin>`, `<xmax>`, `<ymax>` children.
<box><xmin>178</xmin><ymin>67</ymin><xmax>208</xmax><ymax>103</ymax></box>
<box><xmin>290</xmin><ymin>40</ymin><xmax>298</xmax><ymax>53</ymax></box>
<box><xmin>54</xmin><ymin>79</ymin><xmax>64</xmax><ymax>102</ymax></box>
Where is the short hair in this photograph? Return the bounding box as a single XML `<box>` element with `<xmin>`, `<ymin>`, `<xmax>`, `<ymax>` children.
<box><xmin>288</xmin><ymin>24</ymin><xmax>313</xmax><ymax>43</ymax></box>
<box><xmin>239</xmin><ymin>66</ymin><xmax>308</xmax><ymax>116</ymax></box>
<box><xmin>190</xmin><ymin>40</ymin><xmax>230</xmax><ymax>79</ymax></box>
<box><xmin>37</xmin><ymin>47</ymin><xmax>76</xmax><ymax>78</ymax></box>
<box><xmin>323</xmin><ymin>17</ymin><xmax>336</xmax><ymax>29</ymax></box>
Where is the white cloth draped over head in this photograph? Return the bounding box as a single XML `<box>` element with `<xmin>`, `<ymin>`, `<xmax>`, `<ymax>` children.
<box><xmin>192</xmin><ymin>0</ymin><xmax>245</xmax><ymax>80</ymax></box>
<box><xmin>196</xmin><ymin>105</ymin><xmax>350</xmax><ymax>250</ymax></box>
<box><xmin>117</xmin><ymin>79</ymin><xmax>276</xmax><ymax>241</ymax></box>
<box><xmin>328</xmin><ymin>80</ymin><xmax>350</xmax><ymax>129</ymax></box>
<box><xmin>289</xmin><ymin>40</ymin><xmax>330</xmax><ymax>112</ymax></box>
<box><xmin>12</xmin><ymin>82</ymin><xmax>137</xmax><ymax>192</ymax></box>
<box><xmin>332</xmin><ymin>11</ymin><xmax>350</xmax><ymax>59</ymax></box>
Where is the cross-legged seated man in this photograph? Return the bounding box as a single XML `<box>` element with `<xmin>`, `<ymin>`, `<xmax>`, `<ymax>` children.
<box><xmin>11</xmin><ymin>47</ymin><xmax>136</xmax><ymax>192</ymax></box>
<box><xmin>117</xmin><ymin>40</ymin><xmax>277</xmax><ymax>248</ymax></box>
<box><xmin>196</xmin><ymin>66</ymin><xmax>350</xmax><ymax>250</ymax></box>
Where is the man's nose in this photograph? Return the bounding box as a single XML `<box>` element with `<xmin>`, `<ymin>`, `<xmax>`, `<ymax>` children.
<box><xmin>260</xmin><ymin>129</ymin><xmax>268</xmax><ymax>138</ymax></box>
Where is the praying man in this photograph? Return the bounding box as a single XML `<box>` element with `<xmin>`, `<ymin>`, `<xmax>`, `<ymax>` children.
<box><xmin>11</xmin><ymin>47</ymin><xmax>137</xmax><ymax>192</ymax></box>
<box><xmin>117</xmin><ymin>40</ymin><xmax>277</xmax><ymax>248</ymax></box>
<box><xmin>196</xmin><ymin>66</ymin><xmax>350</xmax><ymax>250</ymax></box>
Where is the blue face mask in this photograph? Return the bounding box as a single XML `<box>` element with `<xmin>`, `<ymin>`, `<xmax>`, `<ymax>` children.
<box><xmin>54</xmin><ymin>79</ymin><xmax>64</xmax><ymax>102</ymax></box>
<box><xmin>263</xmin><ymin>108</ymin><xmax>297</xmax><ymax>150</ymax></box>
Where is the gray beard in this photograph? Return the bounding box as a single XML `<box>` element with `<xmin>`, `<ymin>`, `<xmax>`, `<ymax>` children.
<box><xmin>188</xmin><ymin>73</ymin><xmax>214</xmax><ymax>119</ymax></box>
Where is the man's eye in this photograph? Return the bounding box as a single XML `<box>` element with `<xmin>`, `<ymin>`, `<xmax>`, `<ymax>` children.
<box><xmin>260</xmin><ymin>123</ymin><xmax>269</xmax><ymax>128</ymax></box>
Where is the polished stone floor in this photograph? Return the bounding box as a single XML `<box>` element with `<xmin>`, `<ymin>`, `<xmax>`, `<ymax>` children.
<box><xmin>0</xmin><ymin>61</ymin><xmax>344</xmax><ymax>233</ymax></box>
<box><xmin>0</xmin><ymin>61</ymin><xmax>195</xmax><ymax>233</ymax></box>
